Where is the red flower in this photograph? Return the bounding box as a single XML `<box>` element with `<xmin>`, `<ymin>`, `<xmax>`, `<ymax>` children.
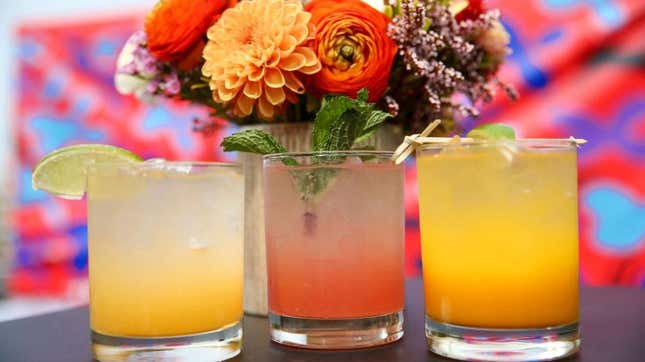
<box><xmin>145</xmin><ymin>0</ymin><xmax>237</xmax><ymax>69</ymax></box>
<box><xmin>456</xmin><ymin>0</ymin><xmax>487</xmax><ymax>22</ymax></box>
<box><xmin>305</xmin><ymin>0</ymin><xmax>397</xmax><ymax>102</ymax></box>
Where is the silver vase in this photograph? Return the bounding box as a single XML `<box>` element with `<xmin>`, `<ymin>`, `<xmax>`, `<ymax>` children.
<box><xmin>237</xmin><ymin>123</ymin><xmax>403</xmax><ymax>316</ymax></box>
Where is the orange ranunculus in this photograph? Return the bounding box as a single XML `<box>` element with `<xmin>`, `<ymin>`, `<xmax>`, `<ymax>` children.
<box><xmin>145</xmin><ymin>0</ymin><xmax>237</xmax><ymax>68</ymax></box>
<box><xmin>305</xmin><ymin>0</ymin><xmax>397</xmax><ymax>102</ymax></box>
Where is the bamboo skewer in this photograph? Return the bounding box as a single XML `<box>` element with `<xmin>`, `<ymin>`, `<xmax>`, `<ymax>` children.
<box><xmin>392</xmin><ymin>120</ymin><xmax>587</xmax><ymax>165</ymax></box>
<box><xmin>392</xmin><ymin>120</ymin><xmax>442</xmax><ymax>165</ymax></box>
<box><xmin>413</xmin><ymin>136</ymin><xmax>588</xmax><ymax>145</ymax></box>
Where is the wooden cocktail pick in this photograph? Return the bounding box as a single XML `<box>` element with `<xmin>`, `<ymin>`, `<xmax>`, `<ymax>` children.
<box><xmin>392</xmin><ymin>120</ymin><xmax>587</xmax><ymax>165</ymax></box>
<box><xmin>391</xmin><ymin>120</ymin><xmax>442</xmax><ymax>165</ymax></box>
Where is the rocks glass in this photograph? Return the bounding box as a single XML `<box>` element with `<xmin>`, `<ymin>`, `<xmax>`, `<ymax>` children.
<box><xmin>263</xmin><ymin>151</ymin><xmax>405</xmax><ymax>349</ymax></box>
<box><xmin>88</xmin><ymin>162</ymin><xmax>244</xmax><ymax>361</ymax></box>
<box><xmin>417</xmin><ymin>140</ymin><xmax>580</xmax><ymax>361</ymax></box>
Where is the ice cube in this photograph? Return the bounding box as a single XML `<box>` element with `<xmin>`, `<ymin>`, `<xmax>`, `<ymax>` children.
<box><xmin>173</xmin><ymin>164</ymin><xmax>193</xmax><ymax>174</ymax></box>
<box><xmin>144</xmin><ymin>158</ymin><xmax>166</xmax><ymax>166</ymax></box>
<box><xmin>142</xmin><ymin>158</ymin><xmax>167</xmax><ymax>178</ymax></box>
<box><xmin>498</xmin><ymin>144</ymin><xmax>518</xmax><ymax>166</ymax></box>
<box><xmin>189</xmin><ymin>237</ymin><xmax>209</xmax><ymax>250</ymax></box>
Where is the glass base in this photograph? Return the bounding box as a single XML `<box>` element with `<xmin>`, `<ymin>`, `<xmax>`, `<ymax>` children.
<box><xmin>426</xmin><ymin>316</ymin><xmax>580</xmax><ymax>362</ymax></box>
<box><xmin>269</xmin><ymin>310</ymin><xmax>403</xmax><ymax>350</ymax></box>
<box><xmin>92</xmin><ymin>321</ymin><xmax>241</xmax><ymax>362</ymax></box>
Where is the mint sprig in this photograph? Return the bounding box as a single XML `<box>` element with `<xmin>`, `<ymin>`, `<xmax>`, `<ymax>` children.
<box><xmin>221</xmin><ymin>89</ymin><xmax>392</xmax><ymax>201</ymax></box>
<box><xmin>222</xmin><ymin>129</ymin><xmax>298</xmax><ymax>166</ymax></box>
<box><xmin>313</xmin><ymin>89</ymin><xmax>392</xmax><ymax>151</ymax></box>
<box><xmin>295</xmin><ymin>89</ymin><xmax>391</xmax><ymax>200</ymax></box>
<box><xmin>222</xmin><ymin>129</ymin><xmax>287</xmax><ymax>154</ymax></box>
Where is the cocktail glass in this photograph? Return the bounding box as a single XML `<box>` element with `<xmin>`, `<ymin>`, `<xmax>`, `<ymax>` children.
<box><xmin>263</xmin><ymin>151</ymin><xmax>405</xmax><ymax>349</ymax></box>
<box><xmin>88</xmin><ymin>161</ymin><xmax>244</xmax><ymax>361</ymax></box>
<box><xmin>416</xmin><ymin>140</ymin><xmax>580</xmax><ymax>361</ymax></box>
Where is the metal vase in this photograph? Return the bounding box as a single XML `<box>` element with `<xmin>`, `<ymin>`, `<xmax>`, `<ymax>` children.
<box><xmin>238</xmin><ymin>123</ymin><xmax>403</xmax><ymax>316</ymax></box>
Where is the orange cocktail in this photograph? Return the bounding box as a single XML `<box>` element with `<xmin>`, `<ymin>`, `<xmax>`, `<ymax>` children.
<box><xmin>264</xmin><ymin>151</ymin><xmax>405</xmax><ymax>349</ymax></box>
<box><xmin>416</xmin><ymin>140</ymin><xmax>580</xmax><ymax>362</ymax></box>
<box><xmin>88</xmin><ymin>162</ymin><xmax>244</xmax><ymax>362</ymax></box>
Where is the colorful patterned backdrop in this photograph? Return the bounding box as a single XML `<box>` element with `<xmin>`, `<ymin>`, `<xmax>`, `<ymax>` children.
<box><xmin>8</xmin><ymin>0</ymin><xmax>645</xmax><ymax>296</ymax></box>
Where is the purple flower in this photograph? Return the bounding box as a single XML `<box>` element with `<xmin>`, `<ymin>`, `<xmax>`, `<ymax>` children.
<box><xmin>119</xmin><ymin>61</ymin><xmax>136</xmax><ymax>75</ymax></box>
<box><xmin>386</xmin><ymin>0</ymin><xmax>516</xmax><ymax>132</ymax></box>
<box><xmin>132</xmin><ymin>46</ymin><xmax>160</xmax><ymax>76</ymax></box>
<box><xmin>115</xmin><ymin>30</ymin><xmax>183</xmax><ymax>102</ymax></box>
<box><xmin>116</xmin><ymin>31</ymin><xmax>147</xmax><ymax>75</ymax></box>
<box><xmin>145</xmin><ymin>79</ymin><xmax>161</xmax><ymax>95</ymax></box>
<box><xmin>162</xmin><ymin>73</ymin><xmax>181</xmax><ymax>96</ymax></box>
<box><xmin>116</xmin><ymin>30</ymin><xmax>162</xmax><ymax>77</ymax></box>
<box><xmin>129</xmin><ymin>30</ymin><xmax>147</xmax><ymax>46</ymax></box>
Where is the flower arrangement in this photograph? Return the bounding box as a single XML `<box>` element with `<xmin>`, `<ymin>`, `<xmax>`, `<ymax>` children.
<box><xmin>115</xmin><ymin>0</ymin><xmax>515</xmax><ymax>136</ymax></box>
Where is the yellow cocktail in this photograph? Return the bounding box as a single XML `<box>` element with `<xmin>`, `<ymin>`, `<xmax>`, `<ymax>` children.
<box><xmin>87</xmin><ymin>162</ymin><xmax>244</xmax><ymax>361</ymax></box>
<box><xmin>417</xmin><ymin>140</ymin><xmax>580</xmax><ymax>361</ymax></box>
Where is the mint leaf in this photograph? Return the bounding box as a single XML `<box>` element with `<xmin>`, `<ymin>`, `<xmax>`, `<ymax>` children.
<box><xmin>467</xmin><ymin>123</ymin><xmax>517</xmax><ymax>140</ymax></box>
<box><xmin>312</xmin><ymin>89</ymin><xmax>392</xmax><ymax>151</ymax></box>
<box><xmin>354</xmin><ymin>109</ymin><xmax>392</xmax><ymax>145</ymax></box>
<box><xmin>221</xmin><ymin>90</ymin><xmax>393</xmax><ymax>203</ymax></box>
<box><xmin>221</xmin><ymin>129</ymin><xmax>297</xmax><ymax>166</ymax></box>
<box><xmin>312</xmin><ymin>96</ymin><xmax>355</xmax><ymax>150</ymax></box>
<box><xmin>222</xmin><ymin>129</ymin><xmax>288</xmax><ymax>154</ymax></box>
<box><xmin>290</xmin><ymin>168</ymin><xmax>338</xmax><ymax>202</ymax></box>
<box><xmin>298</xmin><ymin>89</ymin><xmax>392</xmax><ymax>201</ymax></box>
<box><xmin>317</xmin><ymin>109</ymin><xmax>362</xmax><ymax>151</ymax></box>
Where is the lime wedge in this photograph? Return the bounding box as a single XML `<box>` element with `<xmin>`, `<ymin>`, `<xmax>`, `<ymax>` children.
<box><xmin>32</xmin><ymin>144</ymin><xmax>143</xmax><ymax>199</ymax></box>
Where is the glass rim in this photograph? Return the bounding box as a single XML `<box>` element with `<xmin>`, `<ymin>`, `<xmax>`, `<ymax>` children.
<box><xmin>263</xmin><ymin>150</ymin><xmax>394</xmax><ymax>161</ymax></box>
<box><xmin>86</xmin><ymin>160</ymin><xmax>241</xmax><ymax>171</ymax></box>
<box><xmin>417</xmin><ymin>138</ymin><xmax>578</xmax><ymax>152</ymax></box>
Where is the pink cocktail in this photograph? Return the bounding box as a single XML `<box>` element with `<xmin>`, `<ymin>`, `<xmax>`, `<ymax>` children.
<box><xmin>264</xmin><ymin>151</ymin><xmax>405</xmax><ymax>349</ymax></box>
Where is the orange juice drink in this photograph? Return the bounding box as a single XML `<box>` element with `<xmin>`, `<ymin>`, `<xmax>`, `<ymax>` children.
<box><xmin>416</xmin><ymin>140</ymin><xmax>580</xmax><ymax>362</ymax></box>
<box><xmin>264</xmin><ymin>151</ymin><xmax>405</xmax><ymax>349</ymax></box>
<box><xmin>87</xmin><ymin>162</ymin><xmax>244</xmax><ymax>361</ymax></box>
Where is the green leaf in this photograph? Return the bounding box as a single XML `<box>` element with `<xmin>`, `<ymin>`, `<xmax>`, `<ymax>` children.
<box><xmin>222</xmin><ymin>90</ymin><xmax>393</xmax><ymax>203</ymax></box>
<box><xmin>384</xmin><ymin>5</ymin><xmax>394</xmax><ymax>18</ymax></box>
<box><xmin>356</xmin><ymin>88</ymin><xmax>369</xmax><ymax>102</ymax></box>
<box><xmin>318</xmin><ymin>109</ymin><xmax>363</xmax><ymax>151</ymax></box>
<box><xmin>298</xmin><ymin>89</ymin><xmax>393</xmax><ymax>200</ymax></box>
<box><xmin>351</xmin><ymin>145</ymin><xmax>376</xmax><ymax>151</ymax></box>
<box><xmin>290</xmin><ymin>168</ymin><xmax>338</xmax><ymax>202</ymax></box>
<box><xmin>221</xmin><ymin>129</ymin><xmax>287</xmax><ymax>154</ymax></box>
<box><xmin>351</xmin><ymin>145</ymin><xmax>378</xmax><ymax>162</ymax></box>
<box><xmin>221</xmin><ymin>129</ymin><xmax>297</xmax><ymax>166</ymax></box>
<box><xmin>467</xmin><ymin>123</ymin><xmax>517</xmax><ymax>140</ymax></box>
<box><xmin>312</xmin><ymin>89</ymin><xmax>392</xmax><ymax>151</ymax></box>
<box><xmin>312</xmin><ymin>95</ymin><xmax>355</xmax><ymax>151</ymax></box>
<box><xmin>296</xmin><ymin>89</ymin><xmax>392</xmax><ymax>201</ymax></box>
<box><xmin>354</xmin><ymin>109</ymin><xmax>392</xmax><ymax>145</ymax></box>
<box><xmin>423</xmin><ymin>18</ymin><xmax>432</xmax><ymax>32</ymax></box>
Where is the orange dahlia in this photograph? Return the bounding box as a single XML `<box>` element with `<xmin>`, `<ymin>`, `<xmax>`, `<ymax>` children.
<box><xmin>202</xmin><ymin>0</ymin><xmax>321</xmax><ymax>120</ymax></box>
<box><xmin>145</xmin><ymin>0</ymin><xmax>236</xmax><ymax>68</ymax></box>
<box><xmin>305</xmin><ymin>0</ymin><xmax>397</xmax><ymax>102</ymax></box>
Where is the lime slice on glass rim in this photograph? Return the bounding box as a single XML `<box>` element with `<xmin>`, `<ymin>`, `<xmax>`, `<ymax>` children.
<box><xmin>32</xmin><ymin>144</ymin><xmax>142</xmax><ymax>200</ymax></box>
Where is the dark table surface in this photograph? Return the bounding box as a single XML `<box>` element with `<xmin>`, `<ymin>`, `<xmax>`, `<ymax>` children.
<box><xmin>0</xmin><ymin>279</ymin><xmax>643</xmax><ymax>362</ymax></box>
